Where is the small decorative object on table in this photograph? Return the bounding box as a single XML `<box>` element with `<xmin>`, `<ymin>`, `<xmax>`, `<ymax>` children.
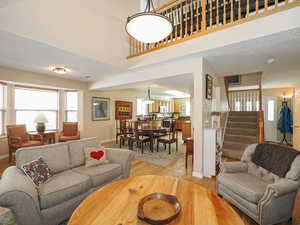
<box><xmin>137</xmin><ymin>193</ymin><xmax>181</xmax><ymax>225</ymax></box>
<box><xmin>34</xmin><ymin>112</ymin><xmax>48</xmax><ymax>133</ymax></box>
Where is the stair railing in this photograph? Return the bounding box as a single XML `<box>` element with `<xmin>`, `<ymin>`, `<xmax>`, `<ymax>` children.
<box><xmin>128</xmin><ymin>0</ymin><xmax>300</xmax><ymax>58</ymax></box>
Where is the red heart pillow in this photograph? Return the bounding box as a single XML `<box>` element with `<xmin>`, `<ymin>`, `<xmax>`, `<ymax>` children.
<box><xmin>90</xmin><ymin>151</ymin><xmax>104</xmax><ymax>160</ymax></box>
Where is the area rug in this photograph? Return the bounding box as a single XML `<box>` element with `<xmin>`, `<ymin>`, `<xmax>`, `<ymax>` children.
<box><xmin>130</xmin><ymin>143</ymin><xmax>186</xmax><ymax>167</ymax></box>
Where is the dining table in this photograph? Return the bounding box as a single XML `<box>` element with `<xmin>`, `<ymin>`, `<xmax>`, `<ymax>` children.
<box><xmin>136</xmin><ymin>125</ymin><xmax>170</xmax><ymax>152</ymax></box>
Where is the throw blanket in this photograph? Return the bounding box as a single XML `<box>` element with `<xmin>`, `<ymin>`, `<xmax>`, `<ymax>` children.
<box><xmin>252</xmin><ymin>144</ymin><xmax>299</xmax><ymax>177</ymax></box>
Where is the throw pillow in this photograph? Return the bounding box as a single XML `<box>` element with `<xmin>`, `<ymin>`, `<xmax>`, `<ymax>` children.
<box><xmin>84</xmin><ymin>147</ymin><xmax>108</xmax><ymax>168</ymax></box>
<box><xmin>22</xmin><ymin>157</ymin><xmax>54</xmax><ymax>187</ymax></box>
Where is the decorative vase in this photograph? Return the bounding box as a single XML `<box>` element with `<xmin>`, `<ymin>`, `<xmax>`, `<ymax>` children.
<box><xmin>36</xmin><ymin>123</ymin><xmax>45</xmax><ymax>133</ymax></box>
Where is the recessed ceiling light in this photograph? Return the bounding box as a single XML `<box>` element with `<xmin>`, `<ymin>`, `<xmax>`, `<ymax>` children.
<box><xmin>49</xmin><ymin>66</ymin><xmax>70</xmax><ymax>74</ymax></box>
<box><xmin>85</xmin><ymin>75</ymin><xmax>91</xmax><ymax>79</ymax></box>
<box><xmin>267</xmin><ymin>58</ymin><xmax>275</xmax><ymax>64</ymax></box>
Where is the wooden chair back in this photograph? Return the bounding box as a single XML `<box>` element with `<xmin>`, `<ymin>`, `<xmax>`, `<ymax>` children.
<box><xmin>7</xmin><ymin>125</ymin><xmax>28</xmax><ymax>138</ymax></box>
<box><xmin>62</xmin><ymin>122</ymin><xmax>78</xmax><ymax>136</ymax></box>
<box><xmin>150</xmin><ymin>120</ymin><xmax>162</xmax><ymax>129</ymax></box>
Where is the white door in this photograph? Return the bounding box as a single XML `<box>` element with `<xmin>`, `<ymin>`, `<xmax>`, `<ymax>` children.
<box><xmin>263</xmin><ymin>96</ymin><xmax>278</xmax><ymax>142</ymax></box>
<box><xmin>293</xmin><ymin>89</ymin><xmax>300</xmax><ymax>150</ymax></box>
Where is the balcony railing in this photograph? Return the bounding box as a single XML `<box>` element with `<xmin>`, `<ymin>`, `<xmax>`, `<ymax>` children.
<box><xmin>128</xmin><ymin>0</ymin><xmax>299</xmax><ymax>58</ymax></box>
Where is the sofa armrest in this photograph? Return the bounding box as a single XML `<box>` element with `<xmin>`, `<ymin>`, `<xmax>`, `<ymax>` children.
<box><xmin>105</xmin><ymin>148</ymin><xmax>134</xmax><ymax>178</ymax></box>
<box><xmin>266</xmin><ymin>179</ymin><xmax>300</xmax><ymax>197</ymax></box>
<box><xmin>220</xmin><ymin>162</ymin><xmax>248</xmax><ymax>173</ymax></box>
<box><xmin>0</xmin><ymin>166</ymin><xmax>42</xmax><ymax>225</ymax></box>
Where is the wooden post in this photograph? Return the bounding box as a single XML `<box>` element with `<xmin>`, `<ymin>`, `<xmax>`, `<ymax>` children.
<box><xmin>223</xmin><ymin>0</ymin><xmax>226</xmax><ymax>24</ymax></box>
<box><xmin>230</xmin><ymin>0</ymin><xmax>234</xmax><ymax>23</ymax></box>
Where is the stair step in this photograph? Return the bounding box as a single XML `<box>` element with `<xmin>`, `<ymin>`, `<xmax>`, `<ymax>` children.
<box><xmin>228</xmin><ymin>116</ymin><xmax>257</xmax><ymax>123</ymax></box>
<box><xmin>226</xmin><ymin>127</ymin><xmax>257</xmax><ymax>136</ymax></box>
<box><xmin>223</xmin><ymin>148</ymin><xmax>244</xmax><ymax>160</ymax></box>
<box><xmin>223</xmin><ymin>141</ymin><xmax>249</xmax><ymax>151</ymax></box>
<box><xmin>224</xmin><ymin>134</ymin><xmax>257</xmax><ymax>144</ymax></box>
<box><xmin>229</xmin><ymin>111</ymin><xmax>258</xmax><ymax>116</ymax></box>
<box><xmin>227</xmin><ymin>121</ymin><xmax>257</xmax><ymax>129</ymax></box>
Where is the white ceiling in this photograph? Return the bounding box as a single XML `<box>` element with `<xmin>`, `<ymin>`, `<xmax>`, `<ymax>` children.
<box><xmin>104</xmin><ymin>74</ymin><xmax>194</xmax><ymax>96</ymax></box>
<box><xmin>0</xmin><ymin>30</ymin><xmax>123</xmax><ymax>81</ymax></box>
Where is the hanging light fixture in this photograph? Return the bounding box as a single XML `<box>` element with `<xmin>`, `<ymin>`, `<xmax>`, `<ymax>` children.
<box><xmin>144</xmin><ymin>88</ymin><xmax>154</xmax><ymax>104</ymax></box>
<box><xmin>125</xmin><ymin>0</ymin><xmax>173</xmax><ymax>43</ymax></box>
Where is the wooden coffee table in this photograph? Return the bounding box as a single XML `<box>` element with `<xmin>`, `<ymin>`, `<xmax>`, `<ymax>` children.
<box><xmin>68</xmin><ymin>175</ymin><xmax>244</xmax><ymax>225</ymax></box>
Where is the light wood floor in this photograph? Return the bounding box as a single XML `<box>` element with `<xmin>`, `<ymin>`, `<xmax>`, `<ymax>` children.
<box><xmin>1</xmin><ymin>141</ymin><xmax>299</xmax><ymax>225</ymax></box>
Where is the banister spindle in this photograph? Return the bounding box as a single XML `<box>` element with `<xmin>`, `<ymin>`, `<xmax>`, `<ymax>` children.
<box><xmin>223</xmin><ymin>0</ymin><xmax>226</xmax><ymax>24</ymax></box>
<box><xmin>180</xmin><ymin>1</ymin><xmax>183</xmax><ymax>38</ymax></box>
<box><xmin>264</xmin><ymin>0</ymin><xmax>268</xmax><ymax>10</ymax></box>
<box><xmin>191</xmin><ymin>0</ymin><xmax>194</xmax><ymax>34</ymax></box>
<box><xmin>256</xmin><ymin>0</ymin><xmax>259</xmax><ymax>14</ymax></box>
<box><xmin>185</xmin><ymin>0</ymin><xmax>188</xmax><ymax>36</ymax></box>
<box><xmin>209</xmin><ymin>0</ymin><xmax>213</xmax><ymax>27</ymax></box>
<box><xmin>230</xmin><ymin>0</ymin><xmax>233</xmax><ymax>23</ymax></box>
<box><xmin>217</xmin><ymin>0</ymin><xmax>219</xmax><ymax>25</ymax></box>
<box><xmin>238</xmin><ymin>0</ymin><xmax>241</xmax><ymax>19</ymax></box>
<box><xmin>201</xmin><ymin>0</ymin><xmax>206</xmax><ymax>31</ymax></box>
<box><xmin>247</xmin><ymin>0</ymin><xmax>250</xmax><ymax>16</ymax></box>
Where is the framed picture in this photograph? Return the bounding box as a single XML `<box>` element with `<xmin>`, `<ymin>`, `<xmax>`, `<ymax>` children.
<box><xmin>227</xmin><ymin>75</ymin><xmax>241</xmax><ymax>85</ymax></box>
<box><xmin>115</xmin><ymin>101</ymin><xmax>133</xmax><ymax>120</ymax></box>
<box><xmin>92</xmin><ymin>97</ymin><xmax>110</xmax><ymax>121</ymax></box>
<box><xmin>206</xmin><ymin>74</ymin><xmax>213</xmax><ymax>100</ymax></box>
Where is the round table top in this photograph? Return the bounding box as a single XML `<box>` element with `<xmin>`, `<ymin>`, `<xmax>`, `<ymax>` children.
<box><xmin>68</xmin><ymin>175</ymin><xmax>244</xmax><ymax>225</ymax></box>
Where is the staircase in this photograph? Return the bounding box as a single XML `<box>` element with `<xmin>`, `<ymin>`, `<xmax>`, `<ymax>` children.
<box><xmin>223</xmin><ymin>111</ymin><xmax>258</xmax><ymax>160</ymax></box>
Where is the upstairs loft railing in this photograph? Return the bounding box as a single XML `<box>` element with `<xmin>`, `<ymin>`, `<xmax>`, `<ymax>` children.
<box><xmin>128</xmin><ymin>0</ymin><xmax>299</xmax><ymax>58</ymax></box>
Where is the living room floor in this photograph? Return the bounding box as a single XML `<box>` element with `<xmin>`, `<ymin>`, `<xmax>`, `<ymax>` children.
<box><xmin>0</xmin><ymin>142</ymin><xmax>298</xmax><ymax>225</ymax></box>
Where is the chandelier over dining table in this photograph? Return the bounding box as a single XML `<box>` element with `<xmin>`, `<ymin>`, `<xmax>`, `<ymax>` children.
<box><xmin>125</xmin><ymin>0</ymin><xmax>173</xmax><ymax>43</ymax></box>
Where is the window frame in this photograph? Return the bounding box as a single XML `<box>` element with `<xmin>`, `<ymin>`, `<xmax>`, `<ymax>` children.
<box><xmin>0</xmin><ymin>83</ymin><xmax>6</xmax><ymax>137</ymax></box>
<box><xmin>14</xmin><ymin>86</ymin><xmax>59</xmax><ymax>132</ymax></box>
<box><xmin>64</xmin><ymin>90</ymin><xmax>78</xmax><ymax>122</ymax></box>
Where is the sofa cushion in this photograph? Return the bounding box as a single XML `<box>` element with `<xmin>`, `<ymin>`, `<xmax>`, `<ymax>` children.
<box><xmin>68</xmin><ymin>137</ymin><xmax>101</xmax><ymax>168</ymax></box>
<box><xmin>16</xmin><ymin>143</ymin><xmax>71</xmax><ymax>173</ymax></box>
<box><xmin>39</xmin><ymin>170</ymin><xmax>91</xmax><ymax>209</ymax></box>
<box><xmin>72</xmin><ymin>163</ymin><xmax>122</xmax><ymax>187</ymax></box>
<box><xmin>217</xmin><ymin>173</ymin><xmax>272</xmax><ymax>204</ymax></box>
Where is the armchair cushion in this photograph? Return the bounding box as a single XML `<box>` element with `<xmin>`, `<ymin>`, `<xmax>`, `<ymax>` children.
<box><xmin>59</xmin><ymin>135</ymin><xmax>80</xmax><ymax>142</ymax></box>
<box><xmin>220</xmin><ymin>162</ymin><xmax>248</xmax><ymax>173</ymax></box>
<box><xmin>218</xmin><ymin>173</ymin><xmax>272</xmax><ymax>204</ymax></box>
<box><xmin>63</xmin><ymin>123</ymin><xmax>78</xmax><ymax>136</ymax></box>
<box><xmin>10</xmin><ymin>140</ymin><xmax>42</xmax><ymax>149</ymax></box>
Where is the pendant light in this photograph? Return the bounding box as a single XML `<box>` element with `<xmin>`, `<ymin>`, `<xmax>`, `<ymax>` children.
<box><xmin>144</xmin><ymin>88</ymin><xmax>154</xmax><ymax>104</ymax></box>
<box><xmin>125</xmin><ymin>0</ymin><xmax>173</xmax><ymax>43</ymax></box>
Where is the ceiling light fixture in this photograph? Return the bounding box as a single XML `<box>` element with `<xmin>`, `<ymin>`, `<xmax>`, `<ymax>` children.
<box><xmin>165</xmin><ymin>90</ymin><xmax>191</xmax><ymax>98</ymax></box>
<box><xmin>267</xmin><ymin>58</ymin><xmax>275</xmax><ymax>64</ymax></box>
<box><xmin>125</xmin><ymin>0</ymin><xmax>173</xmax><ymax>43</ymax></box>
<box><xmin>144</xmin><ymin>88</ymin><xmax>154</xmax><ymax>104</ymax></box>
<box><xmin>49</xmin><ymin>66</ymin><xmax>70</xmax><ymax>74</ymax></box>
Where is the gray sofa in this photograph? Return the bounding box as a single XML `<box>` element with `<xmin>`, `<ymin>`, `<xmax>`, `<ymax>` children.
<box><xmin>0</xmin><ymin>137</ymin><xmax>134</xmax><ymax>225</ymax></box>
<box><xmin>217</xmin><ymin>143</ymin><xmax>300</xmax><ymax>225</ymax></box>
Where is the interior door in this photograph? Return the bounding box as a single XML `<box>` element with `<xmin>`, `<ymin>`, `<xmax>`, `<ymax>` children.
<box><xmin>263</xmin><ymin>96</ymin><xmax>278</xmax><ymax>142</ymax></box>
<box><xmin>293</xmin><ymin>89</ymin><xmax>300</xmax><ymax>150</ymax></box>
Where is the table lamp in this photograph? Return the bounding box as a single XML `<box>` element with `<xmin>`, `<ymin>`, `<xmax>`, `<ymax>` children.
<box><xmin>34</xmin><ymin>112</ymin><xmax>48</xmax><ymax>133</ymax></box>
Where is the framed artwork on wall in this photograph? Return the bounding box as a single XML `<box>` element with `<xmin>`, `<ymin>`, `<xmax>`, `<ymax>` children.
<box><xmin>227</xmin><ymin>75</ymin><xmax>241</xmax><ymax>85</ymax></box>
<box><xmin>206</xmin><ymin>74</ymin><xmax>213</xmax><ymax>100</ymax></box>
<box><xmin>115</xmin><ymin>101</ymin><xmax>133</xmax><ymax>120</ymax></box>
<box><xmin>92</xmin><ymin>97</ymin><xmax>110</xmax><ymax>121</ymax></box>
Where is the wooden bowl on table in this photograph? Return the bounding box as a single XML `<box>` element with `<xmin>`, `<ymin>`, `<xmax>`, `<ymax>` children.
<box><xmin>137</xmin><ymin>193</ymin><xmax>181</xmax><ymax>225</ymax></box>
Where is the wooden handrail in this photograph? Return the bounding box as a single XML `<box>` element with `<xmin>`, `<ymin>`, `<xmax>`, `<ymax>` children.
<box><xmin>128</xmin><ymin>0</ymin><xmax>300</xmax><ymax>58</ymax></box>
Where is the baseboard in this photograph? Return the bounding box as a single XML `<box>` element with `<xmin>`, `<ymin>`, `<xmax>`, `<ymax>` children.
<box><xmin>192</xmin><ymin>171</ymin><xmax>203</xmax><ymax>179</ymax></box>
<box><xmin>0</xmin><ymin>154</ymin><xmax>9</xmax><ymax>160</ymax></box>
<box><xmin>101</xmin><ymin>139</ymin><xmax>115</xmax><ymax>144</ymax></box>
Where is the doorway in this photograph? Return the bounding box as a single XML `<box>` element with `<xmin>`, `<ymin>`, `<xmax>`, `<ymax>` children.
<box><xmin>263</xmin><ymin>96</ymin><xmax>278</xmax><ymax>142</ymax></box>
<box><xmin>293</xmin><ymin>88</ymin><xmax>300</xmax><ymax>150</ymax></box>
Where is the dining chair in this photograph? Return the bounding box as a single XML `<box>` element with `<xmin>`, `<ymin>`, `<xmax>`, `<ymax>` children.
<box><xmin>6</xmin><ymin>125</ymin><xmax>43</xmax><ymax>163</ymax></box>
<box><xmin>130</xmin><ymin>130</ymin><xmax>150</xmax><ymax>154</ymax></box>
<box><xmin>157</xmin><ymin>126</ymin><xmax>178</xmax><ymax>154</ymax></box>
<box><xmin>116</xmin><ymin>120</ymin><xmax>133</xmax><ymax>144</ymax></box>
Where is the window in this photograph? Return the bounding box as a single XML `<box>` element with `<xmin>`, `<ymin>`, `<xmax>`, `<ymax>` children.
<box><xmin>0</xmin><ymin>84</ymin><xmax>6</xmax><ymax>136</ymax></box>
<box><xmin>65</xmin><ymin>91</ymin><xmax>78</xmax><ymax>122</ymax></box>
<box><xmin>186</xmin><ymin>101</ymin><xmax>191</xmax><ymax>116</ymax></box>
<box><xmin>15</xmin><ymin>88</ymin><xmax>58</xmax><ymax>131</ymax></box>
<box><xmin>267</xmin><ymin>100</ymin><xmax>275</xmax><ymax>121</ymax></box>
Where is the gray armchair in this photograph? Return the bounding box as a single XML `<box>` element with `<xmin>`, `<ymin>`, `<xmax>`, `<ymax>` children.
<box><xmin>217</xmin><ymin>144</ymin><xmax>300</xmax><ymax>225</ymax></box>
